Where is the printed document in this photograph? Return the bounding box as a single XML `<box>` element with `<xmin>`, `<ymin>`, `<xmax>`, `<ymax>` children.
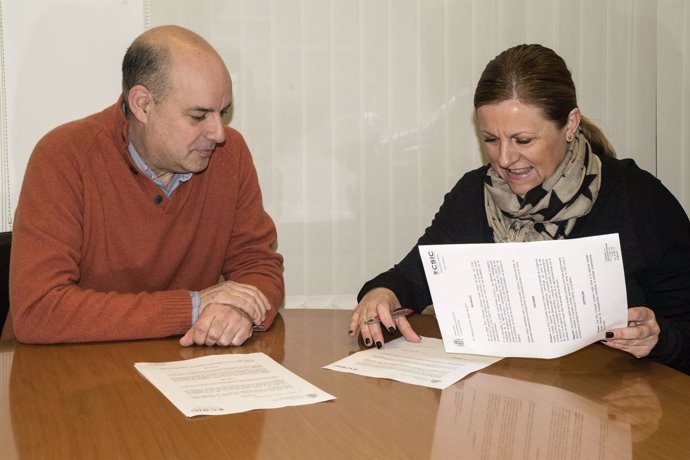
<box><xmin>419</xmin><ymin>233</ymin><xmax>628</xmax><ymax>358</ymax></box>
<box><xmin>135</xmin><ymin>353</ymin><xmax>335</xmax><ymax>417</ymax></box>
<box><xmin>324</xmin><ymin>337</ymin><xmax>501</xmax><ymax>389</ymax></box>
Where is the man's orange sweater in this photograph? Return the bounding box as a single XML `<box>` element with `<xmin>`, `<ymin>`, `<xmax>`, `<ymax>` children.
<box><xmin>9</xmin><ymin>99</ymin><xmax>284</xmax><ymax>343</ymax></box>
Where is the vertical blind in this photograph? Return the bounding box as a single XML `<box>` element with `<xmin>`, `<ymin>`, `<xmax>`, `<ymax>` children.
<box><xmin>1</xmin><ymin>0</ymin><xmax>689</xmax><ymax>309</ymax></box>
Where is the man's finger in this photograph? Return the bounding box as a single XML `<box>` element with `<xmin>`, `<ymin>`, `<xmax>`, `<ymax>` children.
<box><xmin>179</xmin><ymin>327</ymin><xmax>194</xmax><ymax>347</ymax></box>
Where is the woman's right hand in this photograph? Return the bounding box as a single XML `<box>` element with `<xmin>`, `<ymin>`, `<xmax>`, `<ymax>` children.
<box><xmin>348</xmin><ymin>288</ymin><xmax>421</xmax><ymax>349</ymax></box>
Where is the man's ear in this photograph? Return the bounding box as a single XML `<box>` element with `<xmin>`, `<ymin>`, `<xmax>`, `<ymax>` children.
<box><xmin>127</xmin><ymin>85</ymin><xmax>153</xmax><ymax>123</ymax></box>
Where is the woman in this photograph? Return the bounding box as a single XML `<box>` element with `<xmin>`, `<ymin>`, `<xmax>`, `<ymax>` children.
<box><xmin>349</xmin><ymin>44</ymin><xmax>690</xmax><ymax>375</ymax></box>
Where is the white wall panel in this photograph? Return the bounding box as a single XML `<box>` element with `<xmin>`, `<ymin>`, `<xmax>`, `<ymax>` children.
<box><xmin>657</xmin><ymin>1</ymin><xmax>690</xmax><ymax>210</ymax></box>
<box><xmin>629</xmin><ymin>1</ymin><xmax>657</xmax><ymax>174</ymax></box>
<box><xmin>330</xmin><ymin>0</ymin><xmax>361</xmax><ymax>300</ymax></box>
<box><xmin>525</xmin><ymin>1</ymin><xmax>558</xmax><ymax>46</ymax></box>
<box><xmin>418</xmin><ymin>0</ymin><xmax>448</xmax><ymax>231</ymax></box>
<box><xmin>577</xmin><ymin>0</ymin><xmax>608</xmax><ymax>147</ymax></box>
<box><xmin>359</xmin><ymin>0</ymin><xmax>393</xmax><ymax>284</ymax></box>
<box><xmin>302</xmin><ymin>1</ymin><xmax>334</xmax><ymax>302</ymax></box>
<box><xmin>606</xmin><ymin>1</ymin><xmax>634</xmax><ymax>159</ymax></box>
<box><xmin>445</xmin><ymin>0</ymin><xmax>478</xmax><ymax>190</ymax></box>
<box><xmin>388</xmin><ymin>0</ymin><xmax>420</xmax><ymax>260</ymax></box>
<box><xmin>0</xmin><ymin>0</ymin><xmax>146</xmax><ymax>230</ymax></box>
<box><xmin>270</xmin><ymin>0</ymin><xmax>307</xmax><ymax>304</ymax></box>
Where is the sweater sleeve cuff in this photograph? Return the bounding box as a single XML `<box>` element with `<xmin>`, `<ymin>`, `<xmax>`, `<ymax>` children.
<box><xmin>156</xmin><ymin>291</ymin><xmax>195</xmax><ymax>337</ymax></box>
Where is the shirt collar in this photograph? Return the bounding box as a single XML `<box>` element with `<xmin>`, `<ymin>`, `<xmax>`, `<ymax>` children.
<box><xmin>127</xmin><ymin>142</ymin><xmax>192</xmax><ymax>197</ymax></box>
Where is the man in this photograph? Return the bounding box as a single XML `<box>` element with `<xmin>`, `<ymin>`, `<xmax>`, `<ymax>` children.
<box><xmin>9</xmin><ymin>25</ymin><xmax>284</xmax><ymax>346</ymax></box>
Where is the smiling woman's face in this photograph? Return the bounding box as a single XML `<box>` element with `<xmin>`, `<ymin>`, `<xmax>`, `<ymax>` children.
<box><xmin>477</xmin><ymin>99</ymin><xmax>580</xmax><ymax>196</ymax></box>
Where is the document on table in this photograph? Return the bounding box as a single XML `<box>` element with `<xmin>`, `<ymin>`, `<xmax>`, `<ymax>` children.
<box><xmin>135</xmin><ymin>353</ymin><xmax>335</xmax><ymax>417</ymax></box>
<box><xmin>324</xmin><ymin>336</ymin><xmax>501</xmax><ymax>389</ymax></box>
<box><xmin>420</xmin><ymin>233</ymin><xmax>628</xmax><ymax>358</ymax></box>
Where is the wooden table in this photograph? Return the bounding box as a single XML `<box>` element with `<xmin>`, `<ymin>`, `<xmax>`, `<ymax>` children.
<box><xmin>1</xmin><ymin>309</ymin><xmax>689</xmax><ymax>459</ymax></box>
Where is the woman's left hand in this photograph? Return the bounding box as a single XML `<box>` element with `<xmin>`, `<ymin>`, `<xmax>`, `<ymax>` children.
<box><xmin>602</xmin><ymin>307</ymin><xmax>660</xmax><ymax>358</ymax></box>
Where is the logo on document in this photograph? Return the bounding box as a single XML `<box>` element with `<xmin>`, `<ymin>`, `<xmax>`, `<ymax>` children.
<box><xmin>428</xmin><ymin>251</ymin><xmax>440</xmax><ymax>275</ymax></box>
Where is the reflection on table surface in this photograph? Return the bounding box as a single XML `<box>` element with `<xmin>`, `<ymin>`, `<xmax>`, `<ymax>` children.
<box><xmin>1</xmin><ymin>309</ymin><xmax>688</xmax><ymax>459</ymax></box>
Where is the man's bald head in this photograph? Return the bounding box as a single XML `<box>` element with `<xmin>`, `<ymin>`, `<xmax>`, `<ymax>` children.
<box><xmin>121</xmin><ymin>25</ymin><xmax>223</xmax><ymax>110</ymax></box>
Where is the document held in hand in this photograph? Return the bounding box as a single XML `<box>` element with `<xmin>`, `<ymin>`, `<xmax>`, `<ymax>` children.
<box><xmin>419</xmin><ymin>233</ymin><xmax>628</xmax><ymax>358</ymax></box>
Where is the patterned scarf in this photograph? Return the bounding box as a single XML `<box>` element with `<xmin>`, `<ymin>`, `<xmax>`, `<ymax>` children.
<box><xmin>484</xmin><ymin>131</ymin><xmax>601</xmax><ymax>242</ymax></box>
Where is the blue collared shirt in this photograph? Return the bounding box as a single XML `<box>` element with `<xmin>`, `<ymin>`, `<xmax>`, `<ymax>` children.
<box><xmin>127</xmin><ymin>143</ymin><xmax>192</xmax><ymax>197</ymax></box>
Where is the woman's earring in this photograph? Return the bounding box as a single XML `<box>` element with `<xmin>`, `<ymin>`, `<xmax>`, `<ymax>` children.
<box><xmin>566</xmin><ymin>134</ymin><xmax>574</xmax><ymax>142</ymax></box>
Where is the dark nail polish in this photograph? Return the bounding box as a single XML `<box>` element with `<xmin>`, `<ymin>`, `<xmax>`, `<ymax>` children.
<box><xmin>387</xmin><ymin>326</ymin><xmax>396</xmax><ymax>334</ymax></box>
<box><xmin>364</xmin><ymin>338</ymin><xmax>371</xmax><ymax>346</ymax></box>
<box><xmin>605</xmin><ymin>331</ymin><xmax>614</xmax><ymax>339</ymax></box>
<box><xmin>375</xmin><ymin>341</ymin><xmax>382</xmax><ymax>349</ymax></box>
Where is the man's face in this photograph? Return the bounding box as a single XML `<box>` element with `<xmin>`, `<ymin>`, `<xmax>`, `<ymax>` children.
<box><xmin>135</xmin><ymin>51</ymin><xmax>233</xmax><ymax>179</ymax></box>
